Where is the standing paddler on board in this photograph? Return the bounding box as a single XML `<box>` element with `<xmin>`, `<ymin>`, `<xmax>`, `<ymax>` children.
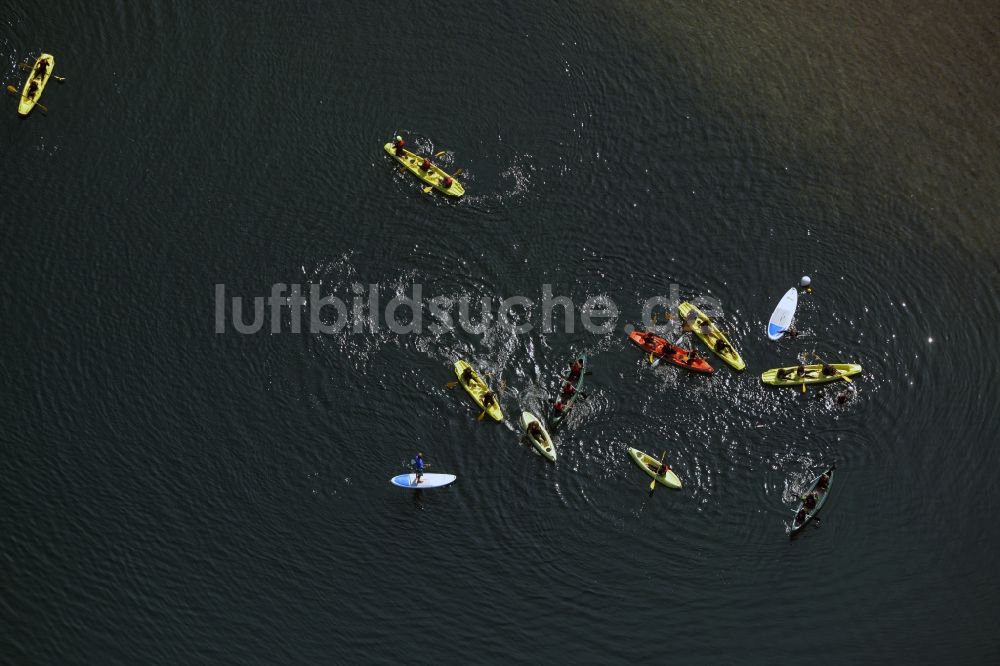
<box><xmin>412</xmin><ymin>452</ymin><xmax>426</xmax><ymax>484</ymax></box>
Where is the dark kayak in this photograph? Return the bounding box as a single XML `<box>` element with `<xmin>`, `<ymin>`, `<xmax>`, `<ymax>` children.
<box><xmin>550</xmin><ymin>353</ymin><xmax>587</xmax><ymax>428</ymax></box>
<box><xmin>790</xmin><ymin>465</ymin><xmax>836</xmax><ymax>536</ymax></box>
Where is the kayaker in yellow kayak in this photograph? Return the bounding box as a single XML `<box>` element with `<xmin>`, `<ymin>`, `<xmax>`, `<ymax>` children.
<box><xmin>26</xmin><ymin>79</ymin><xmax>38</xmax><ymax>98</ymax></box>
<box><xmin>461</xmin><ymin>366</ymin><xmax>474</xmax><ymax>384</ymax></box>
<box><xmin>392</xmin><ymin>135</ymin><xmax>406</xmax><ymax>156</ymax></box>
<box><xmin>713</xmin><ymin>338</ymin><xmax>732</xmax><ymax>354</ymax></box>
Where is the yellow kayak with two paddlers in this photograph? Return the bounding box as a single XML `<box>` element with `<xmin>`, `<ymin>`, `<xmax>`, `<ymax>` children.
<box><xmin>19</xmin><ymin>53</ymin><xmax>54</xmax><ymax>116</ymax></box>
<box><xmin>453</xmin><ymin>360</ymin><xmax>503</xmax><ymax>422</ymax></box>
<box><xmin>761</xmin><ymin>363</ymin><xmax>862</xmax><ymax>387</ymax></box>
<box><xmin>384</xmin><ymin>140</ymin><xmax>465</xmax><ymax>197</ymax></box>
<box><xmin>678</xmin><ymin>301</ymin><xmax>746</xmax><ymax>371</ymax></box>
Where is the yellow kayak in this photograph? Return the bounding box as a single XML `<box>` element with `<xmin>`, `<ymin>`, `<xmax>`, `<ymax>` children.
<box><xmin>453</xmin><ymin>360</ymin><xmax>503</xmax><ymax>421</ymax></box>
<box><xmin>679</xmin><ymin>302</ymin><xmax>745</xmax><ymax>371</ymax></box>
<box><xmin>383</xmin><ymin>142</ymin><xmax>465</xmax><ymax>197</ymax></box>
<box><xmin>761</xmin><ymin>363</ymin><xmax>862</xmax><ymax>386</ymax></box>
<box><xmin>19</xmin><ymin>53</ymin><xmax>54</xmax><ymax>116</ymax></box>
<box><xmin>627</xmin><ymin>447</ymin><xmax>682</xmax><ymax>489</ymax></box>
<box><xmin>520</xmin><ymin>411</ymin><xmax>555</xmax><ymax>462</ymax></box>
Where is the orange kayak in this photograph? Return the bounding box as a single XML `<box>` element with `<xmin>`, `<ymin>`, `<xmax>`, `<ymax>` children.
<box><xmin>628</xmin><ymin>330</ymin><xmax>714</xmax><ymax>374</ymax></box>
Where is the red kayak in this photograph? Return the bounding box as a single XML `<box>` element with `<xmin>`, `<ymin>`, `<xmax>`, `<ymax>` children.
<box><xmin>628</xmin><ymin>330</ymin><xmax>715</xmax><ymax>374</ymax></box>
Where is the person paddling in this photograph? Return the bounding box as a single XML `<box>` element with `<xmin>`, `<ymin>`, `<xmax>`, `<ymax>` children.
<box><xmin>561</xmin><ymin>382</ymin><xmax>576</xmax><ymax>398</ymax></box>
<box><xmin>461</xmin><ymin>366</ymin><xmax>474</xmax><ymax>384</ymax></box>
<box><xmin>482</xmin><ymin>391</ymin><xmax>496</xmax><ymax>409</ymax></box>
<box><xmin>413</xmin><ymin>452</ymin><xmax>426</xmax><ymax>484</ymax></box>
<box><xmin>393</xmin><ymin>135</ymin><xmax>406</xmax><ymax>156</ymax></box>
<box><xmin>420</xmin><ymin>158</ymin><xmax>432</xmax><ymax>172</ymax></box>
<box><xmin>36</xmin><ymin>58</ymin><xmax>49</xmax><ymax>78</ymax></box>
<box><xmin>568</xmin><ymin>358</ymin><xmax>583</xmax><ymax>381</ymax></box>
<box><xmin>527</xmin><ymin>421</ymin><xmax>543</xmax><ymax>441</ymax></box>
<box><xmin>821</xmin><ymin>363</ymin><xmax>837</xmax><ymax>376</ymax></box>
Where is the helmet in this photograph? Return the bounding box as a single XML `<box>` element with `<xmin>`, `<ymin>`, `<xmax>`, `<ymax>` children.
<box><xmin>395</xmin><ymin>135</ymin><xmax>402</xmax><ymax>142</ymax></box>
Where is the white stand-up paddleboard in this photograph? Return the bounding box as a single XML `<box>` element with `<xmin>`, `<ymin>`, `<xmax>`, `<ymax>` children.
<box><xmin>768</xmin><ymin>288</ymin><xmax>798</xmax><ymax>340</ymax></box>
<box><xmin>390</xmin><ymin>473</ymin><xmax>456</xmax><ymax>489</ymax></box>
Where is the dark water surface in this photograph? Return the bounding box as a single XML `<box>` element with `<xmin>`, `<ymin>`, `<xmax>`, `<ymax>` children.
<box><xmin>3</xmin><ymin>1</ymin><xmax>999</xmax><ymax>662</ymax></box>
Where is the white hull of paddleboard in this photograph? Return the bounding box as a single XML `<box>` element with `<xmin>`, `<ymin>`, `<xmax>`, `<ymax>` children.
<box><xmin>768</xmin><ymin>287</ymin><xmax>798</xmax><ymax>340</ymax></box>
<box><xmin>390</xmin><ymin>473</ymin><xmax>456</xmax><ymax>489</ymax></box>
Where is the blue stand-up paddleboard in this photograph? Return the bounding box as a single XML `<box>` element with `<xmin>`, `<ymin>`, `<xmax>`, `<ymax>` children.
<box><xmin>767</xmin><ymin>288</ymin><xmax>798</xmax><ymax>340</ymax></box>
<box><xmin>390</xmin><ymin>473</ymin><xmax>456</xmax><ymax>489</ymax></box>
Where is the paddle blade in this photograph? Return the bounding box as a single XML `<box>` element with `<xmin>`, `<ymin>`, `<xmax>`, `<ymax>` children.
<box><xmin>477</xmin><ymin>410</ymin><xmax>487</xmax><ymax>421</ymax></box>
<box><xmin>841</xmin><ymin>375</ymin><xmax>853</xmax><ymax>383</ymax></box>
<box><xmin>6</xmin><ymin>84</ymin><xmax>18</xmax><ymax>95</ymax></box>
<box><xmin>801</xmin><ymin>382</ymin><xmax>807</xmax><ymax>394</ymax></box>
<box><xmin>648</xmin><ymin>352</ymin><xmax>655</xmax><ymax>365</ymax></box>
<box><xmin>649</xmin><ymin>478</ymin><xmax>657</xmax><ymax>492</ymax></box>
<box><xmin>453</xmin><ymin>168</ymin><xmax>463</xmax><ymax>177</ymax></box>
<box><xmin>434</xmin><ymin>150</ymin><xmax>446</xmax><ymax>157</ymax></box>
<box><xmin>423</xmin><ymin>186</ymin><xmax>433</xmax><ymax>194</ymax></box>
<box><xmin>445</xmin><ymin>381</ymin><xmax>458</xmax><ymax>389</ymax></box>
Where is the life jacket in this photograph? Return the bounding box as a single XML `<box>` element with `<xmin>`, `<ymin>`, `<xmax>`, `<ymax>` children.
<box><xmin>442</xmin><ymin>177</ymin><xmax>453</xmax><ymax>188</ymax></box>
<box><xmin>421</xmin><ymin>159</ymin><xmax>431</xmax><ymax>171</ymax></box>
